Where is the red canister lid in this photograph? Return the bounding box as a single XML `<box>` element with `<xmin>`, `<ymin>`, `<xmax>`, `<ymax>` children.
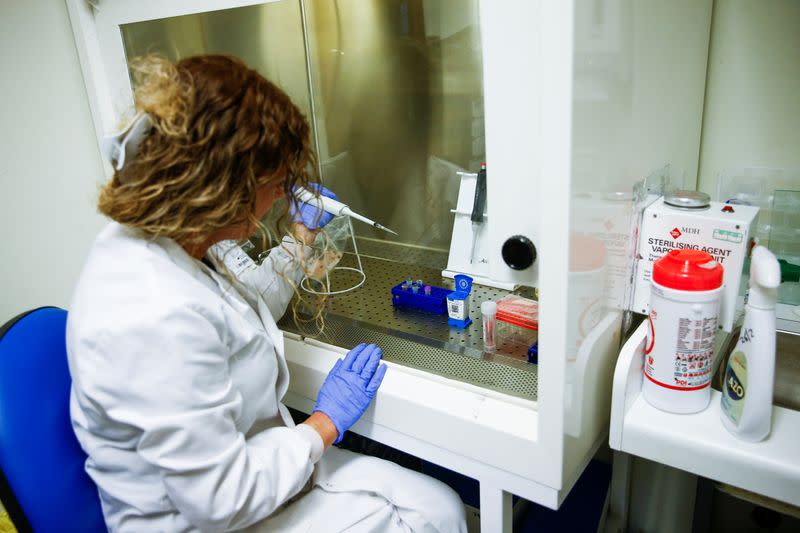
<box><xmin>652</xmin><ymin>249</ymin><xmax>723</xmax><ymax>291</ymax></box>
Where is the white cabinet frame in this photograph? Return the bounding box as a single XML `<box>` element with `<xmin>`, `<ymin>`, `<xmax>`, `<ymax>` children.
<box><xmin>66</xmin><ymin>1</ymin><xmax>580</xmax><ymax>530</ymax></box>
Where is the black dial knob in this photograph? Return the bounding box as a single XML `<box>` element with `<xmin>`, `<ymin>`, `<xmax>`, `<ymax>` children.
<box><xmin>502</xmin><ymin>235</ymin><xmax>537</xmax><ymax>270</ymax></box>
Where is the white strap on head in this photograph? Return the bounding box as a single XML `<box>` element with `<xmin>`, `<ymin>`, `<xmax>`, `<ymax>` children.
<box><xmin>100</xmin><ymin>113</ymin><xmax>154</xmax><ymax>171</ymax></box>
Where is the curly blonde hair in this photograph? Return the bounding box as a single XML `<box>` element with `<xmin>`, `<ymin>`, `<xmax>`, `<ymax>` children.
<box><xmin>99</xmin><ymin>54</ymin><xmax>315</xmax><ymax>245</ymax></box>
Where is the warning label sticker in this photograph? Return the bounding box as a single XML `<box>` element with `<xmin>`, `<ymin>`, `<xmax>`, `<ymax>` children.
<box><xmin>713</xmin><ymin>229</ymin><xmax>743</xmax><ymax>243</ymax></box>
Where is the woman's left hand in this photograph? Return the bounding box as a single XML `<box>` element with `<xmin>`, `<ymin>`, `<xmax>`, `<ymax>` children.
<box><xmin>313</xmin><ymin>343</ymin><xmax>387</xmax><ymax>444</ymax></box>
<box><xmin>291</xmin><ymin>222</ymin><xmax>319</xmax><ymax>246</ymax></box>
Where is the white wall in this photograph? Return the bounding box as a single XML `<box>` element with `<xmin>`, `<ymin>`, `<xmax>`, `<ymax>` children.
<box><xmin>697</xmin><ymin>0</ymin><xmax>800</xmax><ymax>195</ymax></box>
<box><xmin>0</xmin><ymin>0</ymin><xmax>106</xmax><ymax>321</ymax></box>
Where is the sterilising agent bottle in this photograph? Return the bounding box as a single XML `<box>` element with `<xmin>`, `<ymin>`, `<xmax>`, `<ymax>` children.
<box><xmin>643</xmin><ymin>250</ymin><xmax>724</xmax><ymax>413</ymax></box>
<box><xmin>720</xmin><ymin>246</ymin><xmax>781</xmax><ymax>442</ymax></box>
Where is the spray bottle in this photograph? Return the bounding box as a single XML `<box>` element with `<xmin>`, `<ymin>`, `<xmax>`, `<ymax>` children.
<box><xmin>720</xmin><ymin>246</ymin><xmax>781</xmax><ymax>441</ymax></box>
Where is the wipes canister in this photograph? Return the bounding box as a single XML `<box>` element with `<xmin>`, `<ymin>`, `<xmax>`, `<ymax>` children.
<box><xmin>643</xmin><ymin>249</ymin><xmax>723</xmax><ymax>413</ymax></box>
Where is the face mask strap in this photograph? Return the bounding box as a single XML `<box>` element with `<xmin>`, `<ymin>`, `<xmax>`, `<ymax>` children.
<box><xmin>100</xmin><ymin>113</ymin><xmax>154</xmax><ymax>172</ymax></box>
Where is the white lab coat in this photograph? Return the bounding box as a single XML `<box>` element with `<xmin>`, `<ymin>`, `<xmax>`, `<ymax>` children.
<box><xmin>67</xmin><ymin>223</ymin><xmax>465</xmax><ymax>533</ymax></box>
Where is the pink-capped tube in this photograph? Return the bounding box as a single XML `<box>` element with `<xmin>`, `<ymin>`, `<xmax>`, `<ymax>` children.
<box><xmin>481</xmin><ymin>300</ymin><xmax>497</xmax><ymax>352</ymax></box>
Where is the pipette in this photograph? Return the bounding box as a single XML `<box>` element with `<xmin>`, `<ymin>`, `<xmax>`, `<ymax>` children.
<box><xmin>294</xmin><ymin>186</ymin><xmax>398</xmax><ymax>236</ymax></box>
<box><xmin>470</xmin><ymin>163</ymin><xmax>487</xmax><ymax>263</ymax></box>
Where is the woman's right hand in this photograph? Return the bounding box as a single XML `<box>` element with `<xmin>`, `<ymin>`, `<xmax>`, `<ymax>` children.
<box><xmin>291</xmin><ymin>183</ymin><xmax>337</xmax><ymax>230</ymax></box>
<box><xmin>312</xmin><ymin>344</ymin><xmax>387</xmax><ymax>444</ymax></box>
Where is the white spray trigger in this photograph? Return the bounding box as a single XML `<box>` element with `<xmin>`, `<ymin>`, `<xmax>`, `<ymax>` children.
<box><xmin>750</xmin><ymin>246</ymin><xmax>781</xmax><ymax>289</ymax></box>
<box><xmin>100</xmin><ymin>113</ymin><xmax>153</xmax><ymax>171</ymax></box>
<box><xmin>747</xmin><ymin>246</ymin><xmax>781</xmax><ymax>310</ymax></box>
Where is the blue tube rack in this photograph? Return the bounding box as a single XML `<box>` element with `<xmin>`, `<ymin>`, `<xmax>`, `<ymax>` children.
<box><xmin>391</xmin><ymin>282</ymin><xmax>449</xmax><ymax>314</ymax></box>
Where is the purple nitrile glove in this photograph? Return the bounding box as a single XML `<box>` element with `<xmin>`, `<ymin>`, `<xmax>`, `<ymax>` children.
<box><xmin>313</xmin><ymin>343</ymin><xmax>388</xmax><ymax>444</ymax></box>
<box><xmin>291</xmin><ymin>183</ymin><xmax>338</xmax><ymax>230</ymax></box>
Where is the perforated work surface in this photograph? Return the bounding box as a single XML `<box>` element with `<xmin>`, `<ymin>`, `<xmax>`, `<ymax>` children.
<box><xmin>279</xmin><ymin>252</ymin><xmax>538</xmax><ymax>401</ymax></box>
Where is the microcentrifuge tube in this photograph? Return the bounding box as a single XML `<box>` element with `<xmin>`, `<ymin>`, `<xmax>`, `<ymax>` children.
<box><xmin>481</xmin><ymin>300</ymin><xmax>497</xmax><ymax>352</ymax></box>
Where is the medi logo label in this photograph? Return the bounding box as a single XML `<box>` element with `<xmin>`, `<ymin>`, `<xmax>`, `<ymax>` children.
<box><xmin>670</xmin><ymin>227</ymin><xmax>682</xmax><ymax>239</ymax></box>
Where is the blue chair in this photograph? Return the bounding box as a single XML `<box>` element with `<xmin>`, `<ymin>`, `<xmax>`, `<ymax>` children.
<box><xmin>0</xmin><ymin>307</ymin><xmax>106</xmax><ymax>532</ymax></box>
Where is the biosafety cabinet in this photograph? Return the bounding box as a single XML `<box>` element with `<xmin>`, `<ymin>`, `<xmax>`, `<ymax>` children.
<box><xmin>67</xmin><ymin>1</ymin><xmax>714</xmax><ymax>530</ymax></box>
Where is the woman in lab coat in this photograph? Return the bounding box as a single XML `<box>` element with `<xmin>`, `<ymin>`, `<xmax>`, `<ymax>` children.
<box><xmin>67</xmin><ymin>54</ymin><xmax>466</xmax><ymax>533</ymax></box>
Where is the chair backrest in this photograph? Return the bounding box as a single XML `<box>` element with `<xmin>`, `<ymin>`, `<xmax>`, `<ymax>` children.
<box><xmin>0</xmin><ymin>307</ymin><xmax>106</xmax><ymax>533</ymax></box>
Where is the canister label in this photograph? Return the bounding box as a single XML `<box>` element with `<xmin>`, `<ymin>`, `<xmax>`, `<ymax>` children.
<box><xmin>721</xmin><ymin>351</ymin><xmax>747</xmax><ymax>426</ymax></box>
<box><xmin>645</xmin><ymin>286</ymin><xmax>718</xmax><ymax>391</ymax></box>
